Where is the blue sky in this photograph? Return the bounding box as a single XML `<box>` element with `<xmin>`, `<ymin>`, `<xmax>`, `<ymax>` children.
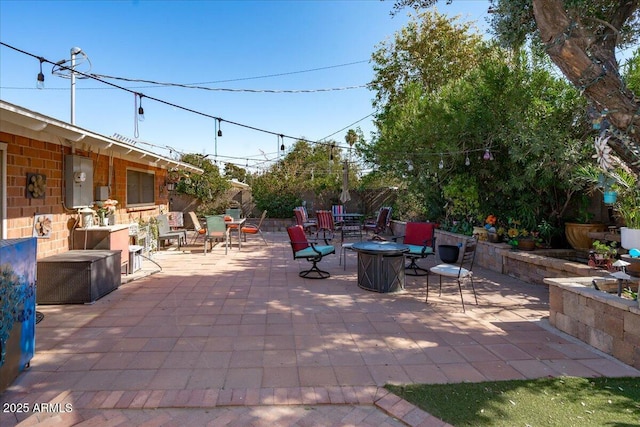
<box><xmin>0</xmin><ymin>0</ymin><xmax>491</xmax><ymax>172</ymax></box>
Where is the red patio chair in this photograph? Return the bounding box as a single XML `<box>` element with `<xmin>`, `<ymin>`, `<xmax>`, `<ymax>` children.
<box><xmin>287</xmin><ymin>225</ymin><xmax>335</xmax><ymax>279</ymax></box>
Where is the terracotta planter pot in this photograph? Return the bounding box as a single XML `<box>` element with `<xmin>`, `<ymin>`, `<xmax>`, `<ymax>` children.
<box><xmin>564</xmin><ymin>223</ymin><xmax>608</xmax><ymax>251</ymax></box>
<box><xmin>487</xmin><ymin>232</ymin><xmax>501</xmax><ymax>243</ymax></box>
<box><xmin>517</xmin><ymin>239</ymin><xmax>536</xmax><ymax>251</ymax></box>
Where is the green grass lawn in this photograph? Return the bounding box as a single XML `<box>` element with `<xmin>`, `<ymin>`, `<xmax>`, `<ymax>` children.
<box><xmin>386</xmin><ymin>377</ymin><xmax>640</xmax><ymax>427</ymax></box>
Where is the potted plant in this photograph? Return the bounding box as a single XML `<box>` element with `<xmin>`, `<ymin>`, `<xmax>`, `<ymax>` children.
<box><xmin>609</xmin><ymin>169</ymin><xmax>640</xmax><ymax>250</ymax></box>
<box><xmin>506</xmin><ymin>220</ymin><xmax>540</xmax><ymax>251</ymax></box>
<box><xmin>572</xmin><ymin>146</ymin><xmax>640</xmax><ymax>250</ymax></box>
<box><xmin>591</xmin><ymin>240</ymin><xmax>618</xmax><ymax>259</ymax></box>
<box><xmin>563</xmin><ymin>194</ymin><xmax>608</xmax><ymax>251</ymax></box>
<box><xmin>484</xmin><ymin>214</ymin><xmax>501</xmax><ymax>243</ymax></box>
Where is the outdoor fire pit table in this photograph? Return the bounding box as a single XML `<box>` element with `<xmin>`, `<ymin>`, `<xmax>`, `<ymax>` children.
<box><xmin>351</xmin><ymin>241</ymin><xmax>409</xmax><ymax>293</ymax></box>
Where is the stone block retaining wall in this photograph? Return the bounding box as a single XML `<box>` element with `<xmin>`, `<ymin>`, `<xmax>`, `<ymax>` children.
<box><xmin>546</xmin><ymin>277</ymin><xmax>640</xmax><ymax>369</ymax></box>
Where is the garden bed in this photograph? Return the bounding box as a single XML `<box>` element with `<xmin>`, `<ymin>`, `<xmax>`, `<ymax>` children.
<box><xmin>545</xmin><ymin>276</ymin><xmax>640</xmax><ymax>369</ymax></box>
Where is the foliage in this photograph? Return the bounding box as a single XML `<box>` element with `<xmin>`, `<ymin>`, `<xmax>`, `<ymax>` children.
<box><xmin>386</xmin><ymin>376</ymin><xmax>640</xmax><ymax>427</ymax></box>
<box><xmin>438</xmin><ymin>216</ymin><xmax>474</xmax><ymax>236</ymax></box>
<box><xmin>369</xmin><ymin>9</ymin><xmax>485</xmax><ymax>108</ymax></box>
<box><xmin>442</xmin><ymin>174</ymin><xmax>480</xmax><ymax>224</ymax></box>
<box><xmin>249</xmin><ymin>139</ymin><xmax>360</xmax><ymax>217</ymax></box>
<box><xmin>390</xmin><ymin>0</ymin><xmax>640</xmax><ymax>172</ymax></box>
<box><xmin>592</xmin><ymin>239</ymin><xmax>618</xmax><ymax>257</ymax></box>
<box><xmin>174</xmin><ymin>154</ymin><xmax>230</xmax><ymax>206</ymax></box>
<box><xmin>223</xmin><ymin>162</ymin><xmax>247</xmax><ymax>183</ymax></box>
<box><xmin>365</xmin><ymin>9</ymin><xmax>595</xmax><ymax>233</ymax></box>
<box><xmin>537</xmin><ymin>219</ymin><xmax>560</xmax><ymax>247</ymax></box>
<box><xmin>571</xmin><ymin>162</ymin><xmax>640</xmax><ymax>228</ymax></box>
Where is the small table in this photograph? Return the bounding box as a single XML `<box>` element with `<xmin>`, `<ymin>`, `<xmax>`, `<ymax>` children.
<box><xmin>225</xmin><ymin>218</ymin><xmax>246</xmax><ymax>249</ymax></box>
<box><xmin>351</xmin><ymin>241</ymin><xmax>409</xmax><ymax>293</ymax></box>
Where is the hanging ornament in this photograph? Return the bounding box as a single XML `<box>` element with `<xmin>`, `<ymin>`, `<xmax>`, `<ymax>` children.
<box><xmin>483</xmin><ymin>148</ymin><xmax>493</xmax><ymax>161</ymax></box>
<box><xmin>593</xmin><ymin>134</ymin><xmax>613</xmax><ymax>171</ymax></box>
<box><xmin>465</xmin><ymin>154</ymin><xmax>470</xmax><ymax>166</ymax></box>
<box><xmin>438</xmin><ymin>156</ymin><xmax>444</xmax><ymax>169</ymax></box>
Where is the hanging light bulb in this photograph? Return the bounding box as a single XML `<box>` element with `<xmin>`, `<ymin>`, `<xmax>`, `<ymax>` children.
<box><xmin>465</xmin><ymin>154</ymin><xmax>470</xmax><ymax>166</ymax></box>
<box><xmin>438</xmin><ymin>156</ymin><xmax>444</xmax><ymax>169</ymax></box>
<box><xmin>483</xmin><ymin>148</ymin><xmax>492</xmax><ymax>160</ymax></box>
<box><xmin>137</xmin><ymin>94</ymin><xmax>145</xmax><ymax>122</ymax></box>
<box><xmin>280</xmin><ymin>134</ymin><xmax>285</xmax><ymax>151</ymax></box>
<box><xmin>36</xmin><ymin>57</ymin><xmax>45</xmax><ymax>89</ymax></box>
<box><xmin>217</xmin><ymin>119</ymin><xmax>223</xmax><ymax>137</ymax></box>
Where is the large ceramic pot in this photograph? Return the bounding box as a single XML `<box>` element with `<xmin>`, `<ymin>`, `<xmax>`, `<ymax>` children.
<box><xmin>564</xmin><ymin>223</ymin><xmax>608</xmax><ymax>251</ymax></box>
<box><xmin>438</xmin><ymin>245</ymin><xmax>460</xmax><ymax>263</ymax></box>
<box><xmin>620</xmin><ymin>227</ymin><xmax>640</xmax><ymax>250</ymax></box>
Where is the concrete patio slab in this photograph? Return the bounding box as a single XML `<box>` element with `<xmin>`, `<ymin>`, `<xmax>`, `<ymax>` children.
<box><xmin>2</xmin><ymin>232</ymin><xmax>638</xmax><ymax>426</ymax></box>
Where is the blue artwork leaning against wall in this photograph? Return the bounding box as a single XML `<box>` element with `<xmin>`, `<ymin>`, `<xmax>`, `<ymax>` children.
<box><xmin>0</xmin><ymin>237</ymin><xmax>37</xmax><ymax>393</ymax></box>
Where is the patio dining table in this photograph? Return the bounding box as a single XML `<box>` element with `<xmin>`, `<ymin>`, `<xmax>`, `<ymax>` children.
<box><xmin>225</xmin><ymin>218</ymin><xmax>246</xmax><ymax>249</ymax></box>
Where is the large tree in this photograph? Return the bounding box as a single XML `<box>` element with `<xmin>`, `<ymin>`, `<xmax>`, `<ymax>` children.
<box><xmin>391</xmin><ymin>0</ymin><xmax>640</xmax><ymax>172</ymax></box>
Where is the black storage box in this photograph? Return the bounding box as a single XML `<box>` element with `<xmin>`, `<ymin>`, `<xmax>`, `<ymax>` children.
<box><xmin>37</xmin><ymin>250</ymin><xmax>121</xmax><ymax>304</ymax></box>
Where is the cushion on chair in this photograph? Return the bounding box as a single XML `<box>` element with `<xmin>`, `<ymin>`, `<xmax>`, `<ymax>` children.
<box><xmin>406</xmin><ymin>244</ymin><xmax>434</xmax><ymax>256</ymax></box>
<box><xmin>241</xmin><ymin>225</ymin><xmax>258</xmax><ymax>234</ymax></box>
<box><xmin>287</xmin><ymin>225</ymin><xmax>310</xmax><ymax>252</ymax></box>
<box><xmin>295</xmin><ymin>245</ymin><xmax>335</xmax><ymax>258</ymax></box>
<box><xmin>404</xmin><ymin>222</ymin><xmax>436</xmax><ymax>246</ymax></box>
<box><xmin>430</xmin><ymin>263</ymin><xmax>472</xmax><ymax>278</ymax></box>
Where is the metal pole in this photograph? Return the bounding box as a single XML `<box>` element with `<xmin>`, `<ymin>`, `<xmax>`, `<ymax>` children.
<box><xmin>70</xmin><ymin>47</ymin><xmax>81</xmax><ymax>125</ymax></box>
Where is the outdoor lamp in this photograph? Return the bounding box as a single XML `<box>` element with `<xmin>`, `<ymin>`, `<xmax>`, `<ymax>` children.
<box><xmin>37</xmin><ymin>58</ymin><xmax>45</xmax><ymax>89</ymax></box>
<box><xmin>217</xmin><ymin>119</ymin><xmax>223</xmax><ymax>137</ymax></box>
<box><xmin>137</xmin><ymin>94</ymin><xmax>145</xmax><ymax>122</ymax></box>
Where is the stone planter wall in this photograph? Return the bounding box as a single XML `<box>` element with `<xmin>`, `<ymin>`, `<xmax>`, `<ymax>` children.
<box><xmin>545</xmin><ymin>277</ymin><xmax>640</xmax><ymax>369</ymax></box>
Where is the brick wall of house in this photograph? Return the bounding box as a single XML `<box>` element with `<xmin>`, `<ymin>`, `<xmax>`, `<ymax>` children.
<box><xmin>2</xmin><ymin>131</ymin><xmax>169</xmax><ymax>259</ymax></box>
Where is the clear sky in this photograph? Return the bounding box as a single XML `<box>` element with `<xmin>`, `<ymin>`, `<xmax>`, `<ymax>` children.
<box><xmin>0</xmin><ymin>0</ymin><xmax>491</xmax><ymax>172</ymax></box>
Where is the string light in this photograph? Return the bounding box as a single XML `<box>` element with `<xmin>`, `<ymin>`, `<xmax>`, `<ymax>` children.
<box><xmin>36</xmin><ymin>57</ymin><xmax>45</xmax><ymax>89</ymax></box>
<box><xmin>137</xmin><ymin>93</ymin><xmax>145</xmax><ymax>122</ymax></box>
<box><xmin>465</xmin><ymin>154</ymin><xmax>470</xmax><ymax>166</ymax></box>
<box><xmin>438</xmin><ymin>156</ymin><xmax>444</xmax><ymax>169</ymax></box>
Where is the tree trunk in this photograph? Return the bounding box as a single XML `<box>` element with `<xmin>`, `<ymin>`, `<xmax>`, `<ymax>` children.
<box><xmin>532</xmin><ymin>0</ymin><xmax>640</xmax><ymax>173</ymax></box>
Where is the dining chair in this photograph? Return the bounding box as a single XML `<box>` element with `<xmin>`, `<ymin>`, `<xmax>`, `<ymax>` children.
<box><xmin>294</xmin><ymin>208</ymin><xmax>317</xmax><ymax>234</ymax></box>
<box><xmin>240</xmin><ymin>210</ymin><xmax>268</xmax><ymax>245</ymax></box>
<box><xmin>287</xmin><ymin>225</ymin><xmax>335</xmax><ymax>279</ymax></box>
<box><xmin>204</xmin><ymin>215</ymin><xmax>230</xmax><ymax>255</ymax></box>
<box><xmin>426</xmin><ymin>236</ymin><xmax>478</xmax><ymax>312</ymax></box>
<box><xmin>363</xmin><ymin>207</ymin><xmax>392</xmax><ymax>239</ymax></box>
<box><xmin>225</xmin><ymin>208</ymin><xmax>242</xmax><ymax>231</ymax></box>
<box><xmin>315</xmin><ymin>210</ymin><xmax>336</xmax><ymax>244</ymax></box>
<box><xmin>156</xmin><ymin>214</ymin><xmax>186</xmax><ymax>249</ymax></box>
<box><xmin>187</xmin><ymin>211</ymin><xmax>206</xmax><ymax>244</ymax></box>
<box><xmin>332</xmin><ymin>204</ymin><xmax>345</xmax><ymax>226</ymax></box>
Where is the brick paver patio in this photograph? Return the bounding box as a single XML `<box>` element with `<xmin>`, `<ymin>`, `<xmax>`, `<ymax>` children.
<box><xmin>2</xmin><ymin>232</ymin><xmax>638</xmax><ymax>426</ymax></box>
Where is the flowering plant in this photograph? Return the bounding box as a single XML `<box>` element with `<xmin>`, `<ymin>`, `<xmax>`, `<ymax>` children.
<box><xmin>94</xmin><ymin>199</ymin><xmax>118</xmax><ymax>216</ymax></box>
<box><xmin>484</xmin><ymin>214</ymin><xmax>497</xmax><ymax>233</ymax></box>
